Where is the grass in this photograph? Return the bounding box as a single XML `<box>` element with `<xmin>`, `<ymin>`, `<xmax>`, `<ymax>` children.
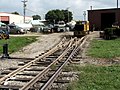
<box><xmin>87</xmin><ymin>38</ymin><xmax>120</xmax><ymax>58</ymax></box>
<box><xmin>68</xmin><ymin>65</ymin><xmax>120</xmax><ymax>90</ymax></box>
<box><xmin>0</xmin><ymin>36</ymin><xmax>38</xmax><ymax>54</ymax></box>
<box><xmin>67</xmin><ymin>38</ymin><xmax>120</xmax><ymax>90</ymax></box>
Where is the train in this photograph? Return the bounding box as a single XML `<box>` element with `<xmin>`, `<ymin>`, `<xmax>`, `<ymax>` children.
<box><xmin>73</xmin><ymin>21</ymin><xmax>89</xmax><ymax>37</ymax></box>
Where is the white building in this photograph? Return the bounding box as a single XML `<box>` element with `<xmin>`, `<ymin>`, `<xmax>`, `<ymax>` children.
<box><xmin>0</xmin><ymin>12</ymin><xmax>33</xmax><ymax>24</ymax></box>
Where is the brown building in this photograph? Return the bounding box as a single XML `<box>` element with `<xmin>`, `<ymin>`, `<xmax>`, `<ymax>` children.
<box><xmin>88</xmin><ymin>8</ymin><xmax>120</xmax><ymax>30</ymax></box>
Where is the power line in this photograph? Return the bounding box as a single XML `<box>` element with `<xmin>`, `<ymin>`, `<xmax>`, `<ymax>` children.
<box><xmin>26</xmin><ymin>8</ymin><xmax>40</xmax><ymax>14</ymax></box>
<box><xmin>26</xmin><ymin>8</ymin><xmax>45</xmax><ymax>19</ymax></box>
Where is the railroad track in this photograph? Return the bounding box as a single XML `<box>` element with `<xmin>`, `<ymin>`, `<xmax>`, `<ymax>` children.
<box><xmin>0</xmin><ymin>36</ymin><xmax>88</xmax><ymax>90</ymax></box>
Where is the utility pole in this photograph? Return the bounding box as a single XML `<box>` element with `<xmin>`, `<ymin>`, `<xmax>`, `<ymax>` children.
<box><xmin>68</xmin><ymin>10</ymin><xmax>69</xmax><ymax>23</ymax></box>
<box><xmin>21</xmin><ymin>0</ymin><xmax>28</xmax><ymax>23</ymax></box>
<box><xmin>66</xmin><ymin>7</ymin><xmax>70</xmax><ymax>23</ymax></box>
<box><xmin>83</xmin><ymin>11</ymin><xmax>86</xmax><ymax>21</ymax></box>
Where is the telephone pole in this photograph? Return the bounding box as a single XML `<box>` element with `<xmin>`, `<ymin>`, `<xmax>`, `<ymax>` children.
<box><xmin>83</xmin><ymin>11</ymin><xmax>86</xmax><ymax>21</ymax></box>
<box><xmin>21</xmin><ymin>0</ymin><xmax>28</xmax><ymax>23</ymax></box>
<box><xmin>66</xmin><ymin>7</ymin><xmax>70</xmax><ymax>23</ymax></box>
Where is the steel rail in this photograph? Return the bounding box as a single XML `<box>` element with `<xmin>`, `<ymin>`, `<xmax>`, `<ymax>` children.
<box><xmin>0</xmin><ymin>37</ymin><xmax>67</xmax><ymax>84</ymax></box>
<box><xmin>20</xmin><ymin>38</ymin><xmax>76</xmax><ymax>90</ymax></box>
<box><xmin>40</xmin><ymin>36</ymin><xmax>87</xmax><ymax>90</ymax></box>
<box><xmin>0</xmin><ymin>36</ymin><xmax>88</xmax><ymax>90</ymax></box>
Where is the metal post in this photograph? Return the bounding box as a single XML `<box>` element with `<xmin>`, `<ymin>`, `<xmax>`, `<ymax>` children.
<box><xmin>83</xmin><ymin>11</ymin><xmax>86</xmax><ymax>21</ymax></box>
<box><xmin>117</xmin><ymin>0</ymin><xmax>118</xmax><ymax>8</ymax></box>
<box><xmin>1</xmin><ymin>43</ymin><xmax>9</xmax><ymax>58</ymax></box>
<box><xmin>116</xmin><ymin>0</ymin><xmax>119</xmax><ymax>27</ymax></box>
<box><xmin>21</xmin><ymin>0</ymin><xmax>28</xmax><ymax>23</ymax></box>
<box><xmin>90</xmin><ymin>6</ymin><xmax>92</xmax><ymax>10</ymax></box>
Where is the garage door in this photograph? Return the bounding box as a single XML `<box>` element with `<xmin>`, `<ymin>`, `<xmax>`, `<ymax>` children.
<box><xmin>0</xmin><ymin>16</ymin><xmax>9</xmax><ymax>21</ymax></box>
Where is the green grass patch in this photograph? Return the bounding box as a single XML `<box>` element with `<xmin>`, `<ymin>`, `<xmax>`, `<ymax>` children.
<box><xmin>68</xmin><ymin>65</ymin><xmax>120</xmax><ymax>90</ymax></box>
<box><xmin>87</xmin><ymin>38</ymin><xmax>120</xmax><ymax>58</ymax></box>
<box><xmin>0</xmin><ymin>36</ymin><xmax>38</xmax><ymax>54</ymax></box>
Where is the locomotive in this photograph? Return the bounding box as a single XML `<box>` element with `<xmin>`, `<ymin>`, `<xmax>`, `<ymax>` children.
<box><xmin>73</xmin><ymin>21</ymin><xmax>89</xmax><ymax>37</ymax></box>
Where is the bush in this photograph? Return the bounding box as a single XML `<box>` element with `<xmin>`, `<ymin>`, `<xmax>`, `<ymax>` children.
<box><xmin>104</xmin><ymin>28</ymin><xmax>117</xmax><ymax>40</ymax></box>
<box><xmin>115</xmin><ymin>28</ymin><xmax>120</xmax><ymax>36</ymax></box>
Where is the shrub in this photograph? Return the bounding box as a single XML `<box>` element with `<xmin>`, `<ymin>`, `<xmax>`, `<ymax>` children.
<box><xmin>104</xmin><ymin>28</ymin><xmax>117</xmax><ymax>40</ymax></box>
<box><xmin>115</xmin><ymin>28</ymin><xmax>120</xmax><ymax>36</ymax></box>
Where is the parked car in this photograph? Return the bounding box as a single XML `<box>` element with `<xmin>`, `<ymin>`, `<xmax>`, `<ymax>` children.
<box><xmin>42</xmin><ymin>24</ymin><xmax>54</xmax><ymax>33</ymax></box>
<box><xmin>8</xmin><ymin>24</ymin><xmax>27</xmax><ymax>34</ymax></box>
<box><xmin>0</xmin><ymin>27</ymin><xmax>9</xmax><ymax>39</ymax></box>
<box><xmin>53</xmin><ymin>21</ymin><xmax>66</xmax><ymax>32</ymax></box>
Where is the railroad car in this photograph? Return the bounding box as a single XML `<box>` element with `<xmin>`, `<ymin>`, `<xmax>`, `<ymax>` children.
<box><xmin>73</xmin><ymin>21</ymin><xmax>89</xmax><ymax>37</ymax></box>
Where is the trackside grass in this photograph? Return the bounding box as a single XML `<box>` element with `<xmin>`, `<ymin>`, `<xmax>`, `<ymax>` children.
<box><xmin>68</xmin><ymin>38</ymin><xmax>120</xmax><ymax>90</ymax></box>
<box><xmin>0</xmin><ymin>36</ymin><xmax>38</xmax><ymax>54</ymax></box>
<box><xmin>68</xmin><ymin>65</ymin><xmax>120</xmax><ymax>90</ymax></box>
<box><xmin>87</xmin><ymin>38</ymin><xmax>120</xmax><ymax>58</ymax></box>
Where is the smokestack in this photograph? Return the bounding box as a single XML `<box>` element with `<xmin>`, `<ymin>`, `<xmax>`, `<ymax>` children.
<box><xmin>90</xmin><ymin>6</ymin><xmax>92</xmax><ymax>10</ymax></box>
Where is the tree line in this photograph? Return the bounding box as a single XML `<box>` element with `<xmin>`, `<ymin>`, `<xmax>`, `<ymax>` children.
<box><xmin>11</xmin><ymin>9</ymin><xmax>73</xmax><ymax>24</ymax></box>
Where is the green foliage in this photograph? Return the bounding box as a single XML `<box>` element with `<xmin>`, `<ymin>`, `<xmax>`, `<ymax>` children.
<box><xmin>45</xmin><ymin>10</ymin><xmax>57</xmax><ymax>23</ymax></box>
<box><xmin>0</xmin><ymin>36</ymin><xmax>37</xmax><ymax>54</ymax></box>
<box><xmin>103</xmin><ymin>28</ymin><xmax>120</xmax><ymax>40</ymax></box>
<box><xmin>32</xmin><ymin>15</ymin><xmax>41</xmax><ymax>20</ymax></box>
<box><xmin>104</xmin><ymin>28</ymin><xmax>116</xmax><ymax>40</ymax></box>
<box><xmin>115</xmin><ymin>28</ymin><xmax>120</xmax><ymax>36</ymax></box>
<box><xmin>11</xmin><ymin>12</ymin><xmax>20</xmax><ymax>15</ymax></box>
<box><xmin>61</xmin><ymin>10</ymin><xmax>73</xmax><ymax>23</ymax></box>
<box><xmin>45</xmin><ymin>9</ymin><xmax>73</xmax><ymax>23</ymax></box>
<box><xmin>68</xmin><ymin>65</ymin><xmax>120</xmax><ymax>90</ymax></box>
<box><xmin>87</xmin><ymin>38</ymin><xmax>120</xmax><ymax>58</ymax></box>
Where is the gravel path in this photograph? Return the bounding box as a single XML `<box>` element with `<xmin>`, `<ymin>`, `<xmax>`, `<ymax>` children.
<box><xmin>0</xmin><ymin>32</ymin><xmax>72</xmax><ymax>70</ymax></box>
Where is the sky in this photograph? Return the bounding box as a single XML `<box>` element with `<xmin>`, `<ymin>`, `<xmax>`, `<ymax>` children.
<box><xmin>0</xmin><ymin>0</ymin><xmax>119</xmax><ymax>20</ymax></box>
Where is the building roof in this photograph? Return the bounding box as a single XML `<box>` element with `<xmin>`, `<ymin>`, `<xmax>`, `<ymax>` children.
<box><xmin>88</xmin><ymin>8</ymin><xmax>120</xmax><ymax>11</ymax></box>
<box><xmin>0</xmin><ymin>12</ymin><xmax>32</xmax><ymax>18</ymax></box>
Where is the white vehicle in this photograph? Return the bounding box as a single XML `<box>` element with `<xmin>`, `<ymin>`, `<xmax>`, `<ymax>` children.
<box><xmin>54</xmin><ymin>21</ymin><xmax>66</xmax><ymax>32</ymax></box>
<box><xmin>15</xmin><ymin>23</ymin><xmax>33</xmax><ymax>31</ymax></box>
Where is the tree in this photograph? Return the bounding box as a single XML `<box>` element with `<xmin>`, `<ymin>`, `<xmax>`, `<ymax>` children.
<box><xmin>11</xmin><ymin>12</ymin><xmax>20</xmax><ymax>15</ymax></box>
<box><xmin>32</xmin><ymin>15</ymin><xmax>41</xmax><ymax>20</ymax></box>
<box><xmin>45</xmin><ymin>10</ymin><xmax>57</xmax><ymax>23</ymax></box>
<box><xmin>45</xmin><ymin>9</ymin><xmax>73</xmax><ymax>24</ymax></box>
<box><xmin>62</xmin><ymin>10</ymin><xmax>73</xmax><ymax>23</ymax></box>
<box><xmin>45</xmin><ymin>9</ymin><xmax>65</xmax><ymax>24</ymax></box>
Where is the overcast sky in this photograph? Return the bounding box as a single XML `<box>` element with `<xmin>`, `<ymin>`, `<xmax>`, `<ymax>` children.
<box><xmin>0</xmin><ymin>0</ymin><xmax>119</xmax><ymax>20</ymax></box>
